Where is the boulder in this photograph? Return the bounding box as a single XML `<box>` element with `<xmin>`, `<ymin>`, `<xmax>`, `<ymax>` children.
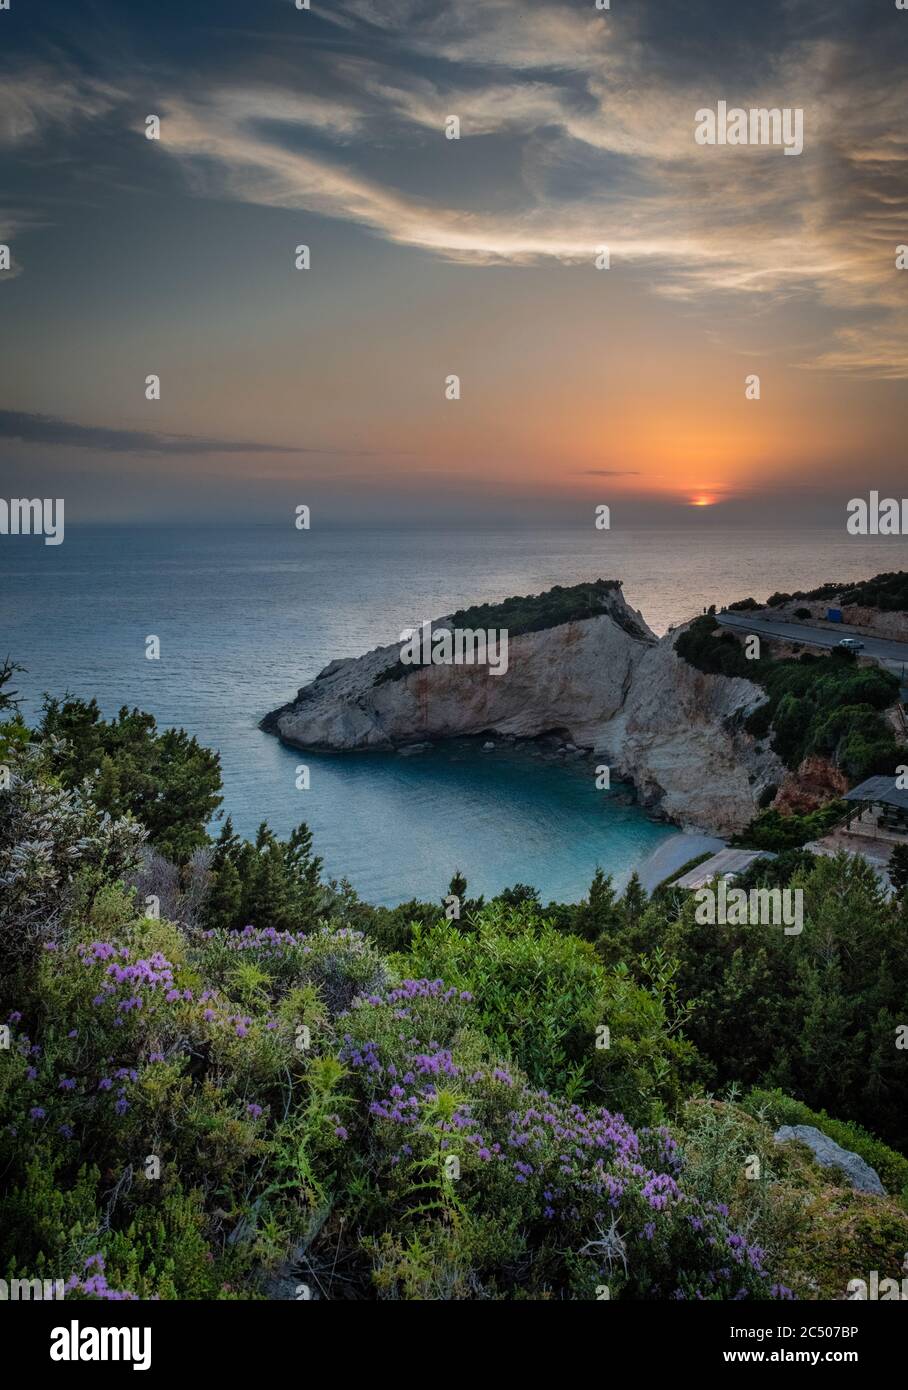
<box><xmin>774</xmin><ymin>1125</ymin><xmax>886</xmax><ymax>1195</ymax></box>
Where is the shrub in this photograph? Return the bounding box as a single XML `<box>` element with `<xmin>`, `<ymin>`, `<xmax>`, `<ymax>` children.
<box><xmin>660</xmin><ymin>854</ymin><xmax>908</xmax><ymax>1149</ymax></box>
<box><xmin>0</xmin><ymin>750</ymin><xmax>144</xmax><ymax>989</ymax></box>
<box><xmin>675</xmin><ymin>616</ymin><xmax>760</xmax><ymax>679</ymax></box>
<box><xmin>399</xmin><ymin>904</ymin><xmax>704</xmax><ymax>1124</ymax></box>
<box><xmin>339</xmin><ymin>980</ymin><xmax>783</xmax><ymax>1300</ymax></box>
<box><xmin>732</xmin><ymin>804</ymin><xmax>844</xmax><ymax>851</ymax></box>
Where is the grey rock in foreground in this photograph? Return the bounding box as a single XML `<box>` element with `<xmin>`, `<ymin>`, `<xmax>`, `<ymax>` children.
<box><xmin>773</xmin><ymin>1125</ymin><xmax>886</xmax><ymax>1195</ymax></box>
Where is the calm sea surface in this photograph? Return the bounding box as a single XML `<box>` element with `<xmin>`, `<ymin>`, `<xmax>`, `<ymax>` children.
<box><xmin>4</xmin><ymin>524</ymin><xmax>907</xmax><ymax>905</ymax></box>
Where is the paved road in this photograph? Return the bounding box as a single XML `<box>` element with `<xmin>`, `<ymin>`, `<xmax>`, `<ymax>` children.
<box><xmin>716</xmin><ymin>611</ymin><xmax>908</xmax><ymax>672</ymax></box>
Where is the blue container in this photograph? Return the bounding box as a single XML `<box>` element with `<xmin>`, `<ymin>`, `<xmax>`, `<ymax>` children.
<box><xmin>827</xmin><ymin>608</ymin><xmax>843</xmax><ymax>622</ymax></box>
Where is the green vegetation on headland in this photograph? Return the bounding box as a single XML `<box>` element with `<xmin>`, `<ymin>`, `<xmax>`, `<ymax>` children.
<box><xmin>721</xmin><ymin>570</ymin><xmax>908</xmax><ymax>614</ymax></box>
<box><xmin>766</xmin><ymin>569</ymin><xmax>908</xmax><ymax>613</ymax></box>
<box><xmin>677</xmin><ymin>614</ymin><xmax>900</xmax><ymax>796</ymax></box>
<box><xmin>374</xmin><ymin>578</ymin><xmax>650</xmax><ymax>685</ymax></box>
<box><xmin>2</xmin><ymin>664</ymin><xmax>907</xmax><ymax>1300</ymax></box>
<box><xmin>446</xmin><ymin>578</ymin><xmax>647</xmax><ymax>639</ymax></box>
<box><xmin>677</xmin><ymin>605</ymin><xmax>903</xmax><ymax>850</ymax></box>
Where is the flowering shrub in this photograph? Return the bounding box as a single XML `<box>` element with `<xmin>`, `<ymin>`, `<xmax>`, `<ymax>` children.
<box><xmin>335</xmin><ymin>978</ymin><xmax>782</xmax><ymax>1299</ymax></box>
<box><xmin>0</xmin><ymin>747</ymin><xmax>144</xmax><ymax>983</ymax></box>
<box><xmin>2</xmin><ymin>751</ymin><xmax>902</xmax><ymax>1301</ymax></box>
<box><xmin>198</xmin><ymin>923</ymin><xmax>388</xmax><ymax>1017</ymax></box>
<box><xmin>678</xmin><ymin>1098</ymin><xmax>908</xmax><ymax>1300</ymax></box>
<box><xmin>0</xmin><ymin>894</ymin><xmax>787</xmax><ymax>1301</ymax></box>
<box><xmin>0</xmin><ymin>900</ymin><xmax>323</xmax><ymax>1297</ymax></box>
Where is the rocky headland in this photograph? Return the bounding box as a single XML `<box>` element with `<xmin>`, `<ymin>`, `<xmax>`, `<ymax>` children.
<box><xmin>262</xmin><ymin>579</ymin><xmax>785</xmax><ymax>836</ymax></box>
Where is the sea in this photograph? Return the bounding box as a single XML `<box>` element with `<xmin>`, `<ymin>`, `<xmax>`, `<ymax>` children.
<box><xmin>4</xmin><ymin>523</ymin><xmax>908</xmax><ymax>906</ymax></box>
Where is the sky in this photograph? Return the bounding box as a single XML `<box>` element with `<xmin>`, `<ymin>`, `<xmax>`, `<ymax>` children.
<box><xmin>0</xmin><ymin>0</ymin><xmax>906</xmax><ymax>526</ymax></box>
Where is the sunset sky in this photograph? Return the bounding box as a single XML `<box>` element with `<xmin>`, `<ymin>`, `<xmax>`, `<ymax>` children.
<box><xmin>1</xmin><ymin>0</ymin><xmax>906</xmax><ymax>525</ymax></box>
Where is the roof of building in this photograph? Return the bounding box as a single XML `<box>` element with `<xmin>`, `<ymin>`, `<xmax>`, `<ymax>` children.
<box><xmin>843</xmin><ymin>775</ymin><xmax>908</xmax><ymax>810</ymax></box>
<box><xmin>672</xmin><ymin>847</ymin><xmax>777</xmax><ymax>890</ymax></box>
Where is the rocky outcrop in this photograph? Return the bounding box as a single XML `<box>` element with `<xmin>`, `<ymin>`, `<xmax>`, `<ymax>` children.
<box><xmin>593</xmin><ymin>629</ymin><xmax>783</xmax><ymax>834</ymax></box>
<box><xmin>262</xmin><ymin>582</ymin><xmax>785</xmax><ymax>836</ymax></box>
<box><xmin>772</xmin><ymin>755</ymin><xmax>848</xmax><ymax>816</ymax></box>
<box><xmin>262</xmin><ymin>586</ymin><xmax>654</xmax><ymax>752</ymax></box>
<box><xmin>774</xmin><ymin>1125</ymin><xmax>886</xmax><ymax>1195</ymax></box>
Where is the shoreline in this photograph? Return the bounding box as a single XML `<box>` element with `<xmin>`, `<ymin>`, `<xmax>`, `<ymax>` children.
<box><xmin>633</xmin><ymin>831</ymin><xmax>727</xmax><ymax>894</ymax></box>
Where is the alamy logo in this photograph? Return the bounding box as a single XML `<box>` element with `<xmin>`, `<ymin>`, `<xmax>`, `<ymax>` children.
<box><xmin>695</xmin><ymin>101</ymin><xmax>803</xmax><ymax>155</ymax></box>
<box><xmin>846</xmin><ymin>1269</ymin><xmax>908</xmax><ymax>1300</ymax></box>
<box><xmin>399</xmin><ymin>622</ymin><xmax>509</xmax><ymax>676</ymax></box>
<box><xmin>846</xmin><ymin>491</ymin><xmax>908</xmax><ymax>535</ymax></box>
<box><xmin>0</xmin><ymin>498</ymin><xmax>64</xmax><ymax>545</ymax></box>
<box><xmin>694</xmin><ymin>880</ymin><xmax>803</xmax><ymax>935</ymax></box>
<box><xmin>50</xmin><ymin>1320</ymin><xmax>152</xmax><ymax>1370</ymax></box>
<box><xmin>0</xmin><ymin>1275</ymin><xmax>64</xmax><ymax>1300</ymax></box>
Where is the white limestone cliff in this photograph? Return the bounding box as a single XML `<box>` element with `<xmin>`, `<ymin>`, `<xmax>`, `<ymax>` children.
<box><xmin>594</xmin><ymin>630</ymin><xmax>784</xmax><ymax>834</ymax></box>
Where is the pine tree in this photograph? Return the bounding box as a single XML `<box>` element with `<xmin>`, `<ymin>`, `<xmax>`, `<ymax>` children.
<box><xmin>888</xmin><ymin>843</ymin><xmax>908</xmax><ymax>895</ymax></box>
<box><xmin>284</xmin><ymin>822</ymin><xmax>324</xmax><ymax>927</ymax></box>
<box><xmin>572</xmin><ymin>868</ymin><xmax>619</xmax><ymax>943</ymax></box>
<box><xmin>205</xmin><ymin>855</ymin><xmax>242</xmax><ymax>931</ymax></box>
<box><xmin>447</xmin><ymin>869</ymin><xmax>468</xmax><ymax>904</ymax></box>
<box><xmin>620</xmin><ymin>871</ymin><xmax>647</xmax><ymax>927</ymax></box>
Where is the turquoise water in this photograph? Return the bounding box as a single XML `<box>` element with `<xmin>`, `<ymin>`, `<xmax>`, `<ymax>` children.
<box><xmin>3</xmin><ymin>523</ymin><xmax>907</xmax><ymax>904</ymax></box>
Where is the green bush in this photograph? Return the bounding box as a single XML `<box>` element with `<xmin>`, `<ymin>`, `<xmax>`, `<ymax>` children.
<box><xmin>398</xmin><ymin>903</ymin><xmax>704</xmax><ymax>1124</ymax></box>
<box><xmin>675</xmin><ymin>616</ymin><xmax>760</xmax><ymax>678</ymax></box>
<box><xmin>677</xmin><ymin>1098</ymin><xmax>908</xmax><ymax>1299</ymax></box>
<box><xmin>732</xmin><ymin>804</ymin><xmax>845</xmax><ymax>851</ymax></box>
<box><xmin>660</xmin><ymin>854</ymin><xmax>908</xmax><ymax>1149</ymax></box>
<box><xmin>678</xmin><ymin>618</ymin><xmax>899</xmax><ymax>778</ymax></box>
<box><xmin>337</xmin><ymin>979</ymin><xmax>777</xmax><ymax>1300</ymax></box>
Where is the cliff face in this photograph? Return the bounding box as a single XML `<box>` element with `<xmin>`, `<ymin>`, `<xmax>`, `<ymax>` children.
<box><xmin>262</xmin><ymin>586</ymin><xmax>784</xmax><ymax>836</ymax></box>
<box><xmin>594</xmin><ymin>631</ymin><xmax>784</xmax><ymax>834</ymax></box>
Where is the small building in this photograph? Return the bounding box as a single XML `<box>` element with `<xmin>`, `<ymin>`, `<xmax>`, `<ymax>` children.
<box><xmin>672</xmin><ymin>847</ymin><xmax>776</xmax><ymax>891</ymax></box>
<box><xmin>842</xmin><ymin>775</ymin><xmax>908</xmax><ymax>838</ymax></box>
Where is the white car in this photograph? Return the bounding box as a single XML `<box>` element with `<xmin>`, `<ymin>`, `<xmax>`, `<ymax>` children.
<box><xmin>837</xmin><ymin>637</ymin><xmax>865</xmax><ymax>652</ymax></box>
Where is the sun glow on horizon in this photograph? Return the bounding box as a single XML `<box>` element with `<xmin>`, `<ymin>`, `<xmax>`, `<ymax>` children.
<box><xmin>689</xmin><ymin>495</ymin><xmax>717</xmax><ymax>507</ymax></box>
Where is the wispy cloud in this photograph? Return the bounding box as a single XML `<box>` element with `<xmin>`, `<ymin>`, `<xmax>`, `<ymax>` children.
<box><xmin>3</xmin><ymin>0</ymin><xmax>906</xmax><ymax>376</ymax></box>
<box><xmin>0</xmin><ymin>410</ymin><xmax>373</xmax><ymax>456</ymax></box>
<box><xmin>0</xmin><ymin>70</ymin><xmax>120</xmax><ymax>147</ymax></box>
<box><xmin>322</xmin><ymin>0</ymin><xmax>614</xmax><ymax>73</ymax></box>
